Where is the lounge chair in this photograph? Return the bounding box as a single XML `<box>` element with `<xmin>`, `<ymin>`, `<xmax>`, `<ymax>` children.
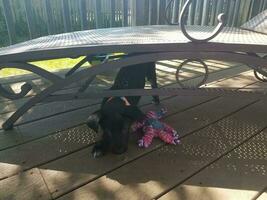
<box><xmin>0</xmin><ymin>0</ymin><xmax>266</xmax><ymax>130</ymax></box>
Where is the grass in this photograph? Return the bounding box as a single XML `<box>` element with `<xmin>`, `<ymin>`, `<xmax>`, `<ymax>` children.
<box><xmin>0</xmin><ymin>57</ymin><xmax>86</xmax><ymax>78</ymax></box>
<box><xmin>0</xmin><ymin>53</ymin><xmax>125</xmax><ymax>78</ymax></box>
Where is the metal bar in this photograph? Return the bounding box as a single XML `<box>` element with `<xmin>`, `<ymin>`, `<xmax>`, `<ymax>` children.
<box><xmin>180</xmin><ymin>0</ymin><xmax>226</xmax><ymax>42</ymax></box>
<box><xmin>1</xmin><ymin>41</ymin><xmax>267</xmax><ymax>64</ymax></box>
<box><xmin>44</xmin><ymin>88</ymin><xmax>267</xmax><ymax>103</ymax></box>
<box><xmin>65</xmin><ymin>57</ymin><xmax>88</xmax><ymax>77</ymax></box>
<box><xmin>2</xmin><ymin>51</ymin><xmax>267</xmax><ymax>130</ymax></box>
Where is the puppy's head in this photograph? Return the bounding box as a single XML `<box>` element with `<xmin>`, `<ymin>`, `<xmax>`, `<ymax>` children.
<box><xmin>86</xmin><ymin>111</ymin><xmax>100</xmax><ymax>133</ymax></box>
<box><xmin>101</xmin><ymin>113</ymin><xmax>130</xmax><ymax>154</ymax></box>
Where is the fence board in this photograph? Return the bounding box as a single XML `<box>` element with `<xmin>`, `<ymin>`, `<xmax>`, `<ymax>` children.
<box><xmin>232</xmin><ymin>0</ymin><xmax>241</xmax><ymax>26</ymax></box>
<box><xmin>194</xmin><ymin>0</ymin><xmax>203</xmax><ymax>25</ymax></box>
<box><xmin>110</xmin><ymin>0</ymin><xmax>115</xmax><ymax>27</ymax></box>
<box><xmin>2</xmin><ymin>0</ymin><xmax>15</xmax><ymax>44</ymax></box>
<box><xmin>188</xmin><ymin>0</ymin><xmax>196</xmax><ymax>25</ymax></box>
<box><xmin>0</xmin><ymin>0</ymin><xmax>266</xmax><ymax>47</ymax></box>
<box><xmin>94</xmin><ymin>0</ymin><xmax>102</xmax><ymax>28</ymax></box>
<box><xmin>122</xmin><ymin>0</ymin><xmax>128</xmax><ymax>26</ymax></box>
<box><xmin>44</xmin><ymin>0</ymin><xmax>54</xmax><ymax>35</ymax></box>
<box><xmin>201</xmin><ymin>0</ymin><xmax>209</xmax><ymax>25</ymax></box>
<box><xmin>62</xmin><ymin>0</ymin><xmax>71</xmax><ymax>32</ymax></box>
<box><xmin>79</xmin><ymin>0</ymin><xmax>88</xmax><ymax>30</ymax></box>
<box><xmin>171</xmin><ymin>0</ymin><xmax>179</xmax><ymax>24</ymax></box>
<box><xmin>24</xmin><ymin>0</ymin><xmax>35</xmax><ymax>39</ymax></box>
<box><xmin>148</xmin><ymin>0</ymin><xmax>157</xmax><ymax>25</ymax></box>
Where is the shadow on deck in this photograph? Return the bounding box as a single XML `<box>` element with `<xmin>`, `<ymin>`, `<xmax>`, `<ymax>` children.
<box><xmin>0</xmin><ymin>60</ymin><xmax>266</xmax><ymax>200</ymax></box>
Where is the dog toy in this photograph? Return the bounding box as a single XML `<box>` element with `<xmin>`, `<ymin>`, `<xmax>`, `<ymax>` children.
<box><xmin>132</xmin><ymin>108</ymin><xmax>180</xmax><ymax>148</ymax></box>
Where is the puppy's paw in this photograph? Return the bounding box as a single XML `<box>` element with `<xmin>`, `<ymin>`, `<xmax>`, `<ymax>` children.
<box><xmin>91</xmin><ymin>144</ymin><xmax>106</xmax><ymax>158</ymax></box>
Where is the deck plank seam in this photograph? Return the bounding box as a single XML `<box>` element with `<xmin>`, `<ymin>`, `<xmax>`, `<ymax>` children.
<box><xmin>0</xmin><ymin>87</ymin><xmax>220</xmax><ymax>151</ymax></box>
<box><xmin>52</xmin><ymin>99</ymin><xmax>260</xmax><ymax>199</ymax></box>
<box><xmin>0</xmin><ymin>95</ymin><xmax>219</xmax><ymax>180</ymax></box>
<box><xmin>252</xmin><ymin>186</ymin><xmax>267</xmax><ymax>200</ymax></box>
<box><xmin>37</xmin><ymin>168</ymin><xmax>54</xmax><ymax>200</ymax></box>
<box><xmin>153</xmin><ymin>118</ymin><xmax>267</xmax><ymax>199</ymax></box>
<box><xmin>0</xmin><ymin>82</ymin><xmax>260</xmax><ymax>180</ymax></box>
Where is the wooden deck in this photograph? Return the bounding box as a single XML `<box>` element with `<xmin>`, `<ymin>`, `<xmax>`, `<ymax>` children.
<box><xmin>0</xmin><ymin>60</ymin><xmax>267</xmax><ymax>200</ymax></box>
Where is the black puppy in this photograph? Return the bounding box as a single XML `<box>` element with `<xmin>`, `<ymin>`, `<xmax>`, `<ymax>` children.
<box><xmin>88</xmin><ymin>62</ymin><xmax>159</xmax><ymax>158</ymax></box>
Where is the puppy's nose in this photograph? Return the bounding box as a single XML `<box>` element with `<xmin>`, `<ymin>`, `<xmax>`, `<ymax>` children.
<box><xmin>112</xmin><ymin>146</ymin><xmax>127</xmax><ymax>154</ymax></box>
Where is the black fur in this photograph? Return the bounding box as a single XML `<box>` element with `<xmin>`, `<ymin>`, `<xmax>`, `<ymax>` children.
<box><xmin>88</xmin><ymin>62</ymin><xmax>159</xmax><ymax>158</ymax></box>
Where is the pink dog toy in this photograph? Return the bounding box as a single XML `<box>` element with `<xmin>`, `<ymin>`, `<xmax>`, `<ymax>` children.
<box><xmin>132</xmin><ymin>108</ymin><xmax>180</xmax><ymax>148</ymax></box>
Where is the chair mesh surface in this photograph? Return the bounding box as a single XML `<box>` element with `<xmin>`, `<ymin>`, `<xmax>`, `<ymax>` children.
<box><xmin>0</xmin><ymin>25</ymin><xmax>267</xmax><ymax>60</ymax></box>
<box><xmin>241</xmin><ymin>10</ymin><xmax>267</xmax><ymax>35</ymax></box>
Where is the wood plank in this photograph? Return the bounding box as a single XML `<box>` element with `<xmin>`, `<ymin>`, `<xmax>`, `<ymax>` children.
<box><xmin>94</xmin><ymin>0</ymin><xmax>102</xmax><ymax>28</ymax></box>
<box><xmin>0</xmin><ymin>69</ymin><xmax>264</xmax><ymax>198</ymax></box>
<box><xmin>122</xmin><ymin>0</ymin><xmax>128</xmax><ymax>27</ymax></box>
<box><xmin>41</xmin><ymin>96</ymin><xmax>258</xmax><ymax>199</ymax></box>
<box><xmin>44</xmin><ymin>0</ymin><xmax>54</xmax><ymax>35</ymax></box>
<box><xmin>0</xmin><ymin>168</ymin><xmax>51</xmax><ymax>200</ymax></box>
<box><xmin>0</xmin><ymin>101</ymin><xmax>100</xmax><ymax>151</ymax></box>
<box><xmin>56</xmin><ymin>99</ymin><xmax>267</xmax><ymax>200</ymax></box>
<box><xmin>148</xmin><ymin>0</ymin><xmax>157</xmax><ymax>25</ymax></box>
<box><xmin>2</xmin><ymin>0</ymin><xmax>16</xmax><ymax>44</ymax></box>
<box><xmin>201</xmin><ymin>0</ymin><xmax>209</xmax><ymax>26</ymax></box>
<box><xmin>35</xmin><ymin>69</ymin><xmax>262</xmax><ymax>198</ymax></box>
<box><xmin>0</xmin><ymin>124</ymin><xmax>96</xmax><ymax>180</ymax></box>
<box><xmin>257</xmin><ymin>192</ymin><xmax>267</xmax><ymax>200</ymax></box>
<box><xmin>62</xmin><ymin>0</ymin><xmax>71</xmax><ymax>32</ymax></box>
<box><xmin>171</xmin><ymin>0</ymin><xmax>179</xmax><ymax>24</ymax></box>
<box><xmin>158</xmin><ymin>130</ymin><xmax>267</xmax><ymax>200</ymax></box>
<box><xmin>132</xmin><ymin>0</ymin><xmax>146</xmax><ymax>26</ymax></box>
<box><xmin>79</xmin><ymin>0</ymin><xmax>88</xmax><ymax>30</ymax></box>
<box><xmin>24</xmin><ymin>0</ymin><xmax>35</xmax><ymax>39</ymax></box>
<box><xmin>159</xmin><ymin>0</ymin><xmax>166</xmax><ymax>25</ymax></box>
<box><xmin>0</xmin><ymin>94</ymin><xmax>215</xmax><ymax>180</ymax></box>
<box><xmin>194</xmin><ymin>0</ymin><xmax>203</xmax><ymax>25</ymax></box>
<box><xmin>110</xmin><ymin>0</ymin><xmax>116</xmax><ymax>27</ymax></box>
<box><xmin>0</xmin><ymin>66</ymin><xmax>254</xmax><ymax>149</ymax></box>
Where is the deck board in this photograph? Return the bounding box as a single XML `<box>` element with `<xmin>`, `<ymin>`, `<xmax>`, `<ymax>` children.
<box><xmin>0</xmin><ymin>94</ymin><xmax>216</xmax><ymax>180</ymax></box>
<box><xmin>0</xmin><ymin>62</ymin><xmax>250</xmax><ymax>150</ymax></box>
<box><xmin>0</xmin><ymin>61</ymin><xmax>266</xmax><ymax>200</ymax></box>
<box><xmin>0</xmin><ymin>168</ymin><xmax>52</xmax><ymax>200</ymax></box>
<box><xmin>35</xmin><ymin>96</ymin><xmax>257</xmax><ymax>199</ymax></box>
<box><xmin>56</xmin><ymin>100</ymin><xmax>267</xmax><ymax>200</ymax></box>
<box><xmin>257</xmin><ymin>192</ymin><xmax>267</xmax><ymax>200</ymax></box>
<box><xmin>158</xmin><ymin>130</ymin><xmax>267</xmax><ymax>200</ymax></box>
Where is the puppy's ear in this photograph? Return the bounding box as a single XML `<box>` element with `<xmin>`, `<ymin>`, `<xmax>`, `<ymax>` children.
<box><xmin>86</xmin><ymin>111</ymin><xmax>101</xmax><ymax>133</ymax></box>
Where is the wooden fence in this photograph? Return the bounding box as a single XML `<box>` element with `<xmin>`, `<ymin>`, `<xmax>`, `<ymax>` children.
<box><xmin>0</xmin><ymin>0</ymin><xmax>266</xmax><ymax>47</ymax></box>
